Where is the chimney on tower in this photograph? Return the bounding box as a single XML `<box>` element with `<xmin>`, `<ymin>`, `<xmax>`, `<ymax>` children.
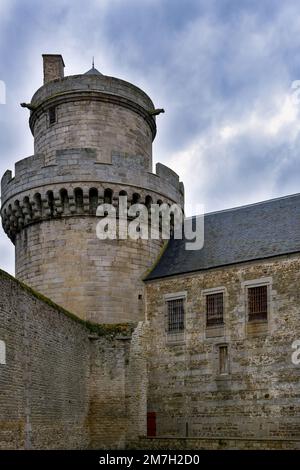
<box><xmin>42</xmin><ymin>54</ymin><xmax>65</xmax><ymax>84</ymax></box>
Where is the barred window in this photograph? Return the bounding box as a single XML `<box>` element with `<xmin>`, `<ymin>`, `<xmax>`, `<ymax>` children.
<box><xmin>248</xmin><ymin>285</ymin><xmax>268</xmax><ymax>321</ymax></box>
<box><xmin>206</xmin><ymin>292</ymin><xmax>224</xmax><ymax>326</ymax></box>
<box><xmin>167</xmin><ymin>298</ymin><xmax>185</xmax><ymax>333</ymax></box>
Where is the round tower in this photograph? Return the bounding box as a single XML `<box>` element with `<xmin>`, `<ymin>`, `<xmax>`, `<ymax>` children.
<box><xmin>1</xmin><ymin>54</ymin><xmax>184</xmax><ymax>323</ymax></box>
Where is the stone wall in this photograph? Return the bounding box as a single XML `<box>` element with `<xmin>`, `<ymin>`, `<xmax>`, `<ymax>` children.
<box><xmin>0</xmin><ymin>269</ymin><xmax>148</xmax><ymax>449</ymax></box>
<box><xmin>89</xmin><ymin>321</ymin><xmax>149</xmax><ymax>449</ymax></box>
<box><xmin>0</xmin><ymin>269</ymin><xmax>90</xmax><ymax>449</ymax></box>
<box><xmin>145</xmin><ymin>253</ymin><xmax>300</xmax><ymax>449</ymax></box>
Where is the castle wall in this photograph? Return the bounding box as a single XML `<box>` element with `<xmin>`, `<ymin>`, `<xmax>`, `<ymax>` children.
<box><xmin>89</xmin><ymin>322</ymin><xmax>149</xmax><ymax>449</ymax></box>
<box><xmin>0</xmin><ymin>269</ymin><xmax>148</xmax><ymax>449</ymax></box>
<box><xmin>144</xmin><ymin>254</ymin><xmax>300</xmax><ymax>449</ymax></box>
<box><xmin>0</xmin><ymin>270</ymin><xmax>90</xmax><ymax>449</ymax></box>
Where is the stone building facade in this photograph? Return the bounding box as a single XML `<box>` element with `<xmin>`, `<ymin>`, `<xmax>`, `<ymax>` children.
<box><xmin>1</xmin><ymin>55</ymin><xmax>300</xmax><ymax>450</ymax></box>
<box><xmin>144</xmin><ymin>255</ymin><xmax>300</xmax><ymax>448</ymax></box>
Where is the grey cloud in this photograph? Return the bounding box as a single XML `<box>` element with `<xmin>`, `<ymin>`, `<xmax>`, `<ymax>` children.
<box><xmin>2</xmin><ymin>0</ymin><xmax>300</xmax><ymax>273</ymax></box>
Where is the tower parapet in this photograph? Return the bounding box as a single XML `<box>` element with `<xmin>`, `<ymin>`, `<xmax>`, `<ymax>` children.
<box><xmin>1</xmin><ymin>152</ymin><xmax>183</xmax><ymax>243</ymax></box>
<box><xmin>1</xmin><ymin>56</ymin><xmax>184</xmax><ymax>323</ymax></box>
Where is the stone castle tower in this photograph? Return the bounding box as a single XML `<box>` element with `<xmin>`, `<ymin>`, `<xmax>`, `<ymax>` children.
<box><xmin>1</xmin><ymin>54</ymin><xmax>184</xmax><ymax>323</ymax></box>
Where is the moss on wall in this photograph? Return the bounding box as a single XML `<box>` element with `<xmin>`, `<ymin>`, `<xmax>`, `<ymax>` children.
<box><xmin>0</xmin><ymin>268</ymin><xmax>136</xmax><ymax>338</ymax></box>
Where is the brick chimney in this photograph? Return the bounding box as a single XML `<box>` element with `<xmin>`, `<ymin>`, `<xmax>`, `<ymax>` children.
<box><xmin>42</xmin><ymin>54</ymin><xmax>65</xmax><ymax>84</ymax></box>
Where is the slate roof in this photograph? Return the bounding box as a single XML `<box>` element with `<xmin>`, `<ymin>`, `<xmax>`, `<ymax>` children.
<box><xmin>84</xmin><ymin>66</ymin><xmax>102</xmax><ymax>76</ymax></box>
<box><xmin>145</xmin><ymin>192</ymin><xmax>300</xmax><ymax>281</ymax></box>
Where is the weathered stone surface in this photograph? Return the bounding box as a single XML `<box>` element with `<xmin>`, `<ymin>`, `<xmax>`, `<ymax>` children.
<box><xmin>132</xmin><ymin>436</ymin><xmax>300</xmax><ymax>450</ymax></box>
<box><xmin>145</xmin><ymin>254</ymin><xmax>300</xmax><ymax>447</ymax></box>
<box><xmin>0</xmin><ymin>269</ymin><xmax>147</xmax><ymax>449</ymax></box>
<box><xmin>42</xmin><ymin>54</ymin><xmax>65</xmax><ymax>84</ymax></box>
<box><xmin>14</xmin><ymin>217</ymin><xmax>162</xmax><ymax>323</ymax></box>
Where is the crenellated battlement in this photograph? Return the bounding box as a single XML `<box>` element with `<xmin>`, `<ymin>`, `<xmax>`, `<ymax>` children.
<box><xmin>1</xmin><ymin>181</ymin><xmax>177</xmax><ymax>243</ymax></box>
<box><xmin>1</xmin><ymin>170</ymin><xmax>13</xmax><ymax>187</ymax></box>
<box><xmin>1</xmin><ymin>149</ymin><xmax>184</xmax><ymax>210</ymax></box>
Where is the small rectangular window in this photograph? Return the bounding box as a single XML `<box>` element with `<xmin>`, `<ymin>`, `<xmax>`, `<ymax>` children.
<box><xmin>248</xmin><ymin>285</ymin><xmax>268</xmax><ymax>321</ymax></box>
<box><xmin>167</xmin><ymin>298</ymin><xmax>184</xmax><ymax>333</ymax></box>
<box><xmin>49</xmin><ymin>106</ymin><xmax>56</xmax><ymax>125</ymax></box>
<box><xmin>219</xmin><ymin>345</ymin><xmax>229</xmax><ymax>375</ymax></box>
<box><xmin>206</xmin><ymin>292</ymin><xmax>224</xmax><ymax>326</ymax></box>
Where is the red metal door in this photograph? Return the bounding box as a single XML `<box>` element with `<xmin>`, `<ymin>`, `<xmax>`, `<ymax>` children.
<box><xmin>147</xmin><ymin>412</ymin><xmax>156</xmax><ymax>437</ymax></box>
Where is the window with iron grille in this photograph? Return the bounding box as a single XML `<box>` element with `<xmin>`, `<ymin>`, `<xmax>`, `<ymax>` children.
<box><xmin>248</xmin><ymin>285</ymin><xmax>268</xmax><ymax>321</ymax></box>
<box><xmin>167</xmin><ymin>298</ymin><xmax>185</xmax><ymax>333</ymax></box>
<box><xmin>206</xmin><ymin>292</ymin><xmax>224</xmax><ymax>326</ymax></box>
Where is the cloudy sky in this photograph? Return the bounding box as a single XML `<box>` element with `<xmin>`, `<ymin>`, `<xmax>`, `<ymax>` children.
<box><xmin>1</xmin><ymin>0</ymin><xmax>300</xmax><ymax>274</ymax></box>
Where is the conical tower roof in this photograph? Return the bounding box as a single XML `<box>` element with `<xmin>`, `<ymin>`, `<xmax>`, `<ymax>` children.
<box><xmin>84</xmin><ymin>66</ymin><xmax>102</xmax><ymax>76</ymax></box>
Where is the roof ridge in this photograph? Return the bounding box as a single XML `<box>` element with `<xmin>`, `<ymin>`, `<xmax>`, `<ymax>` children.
<box><xmin>146</xmin><ymin>190</ymin><xmax>300</xmax><ymax>281</ymax></box>
<box><xmin>202</xmin><ymin>191</ymin><xmax>300</xmax><ymax>218</ymax></box>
